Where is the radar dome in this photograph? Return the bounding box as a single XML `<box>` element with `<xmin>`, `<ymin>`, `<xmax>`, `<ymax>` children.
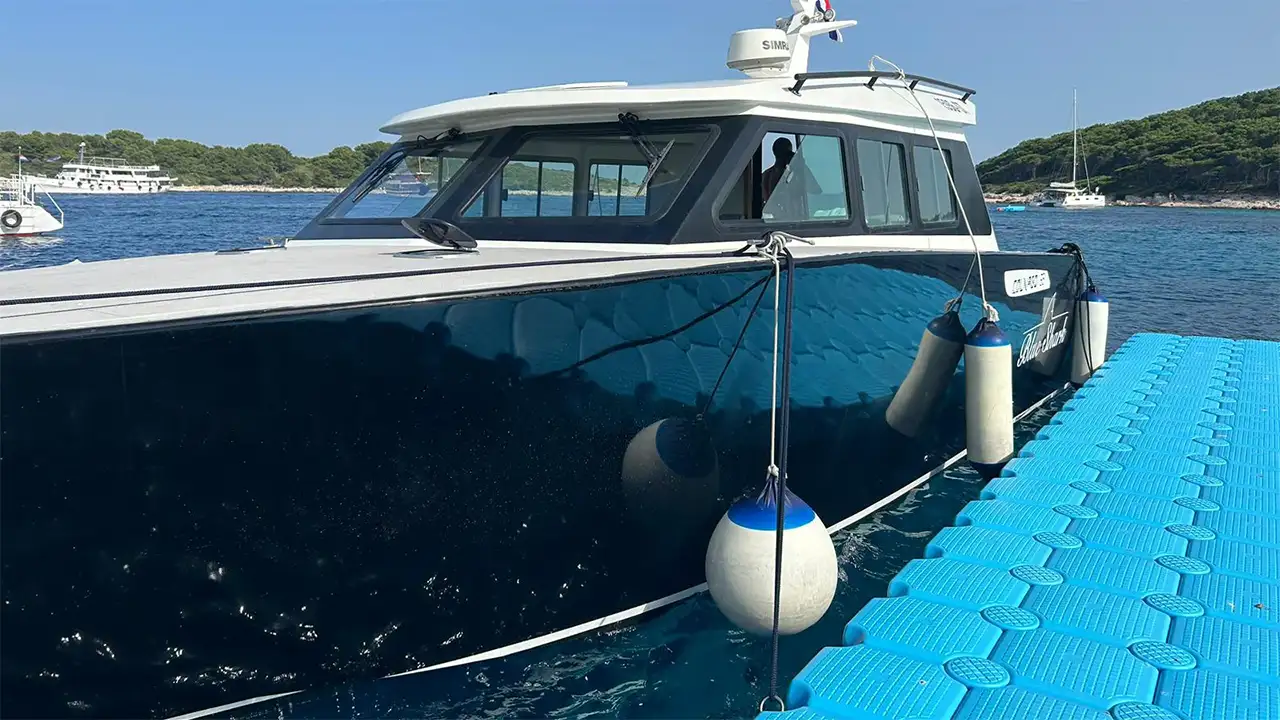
<box><xmin>726</xmin><ymin>29</ymin><xmax>791</xmax><ymax>77</ymax></box>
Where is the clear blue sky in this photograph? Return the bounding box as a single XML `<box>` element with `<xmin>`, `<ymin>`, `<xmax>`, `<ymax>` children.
<box><xmin>3</xmin><ymin>0</ymin><xmax>1277</xmax><ymax>161</ymax></box>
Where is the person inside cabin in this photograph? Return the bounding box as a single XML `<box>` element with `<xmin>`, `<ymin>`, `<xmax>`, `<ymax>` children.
<box><xmin>761</xmin><ymin>136</ymin><xmax>795</xmax><ymax>204</ymax></box>
<box><xmin>761</xmin><ymin>136</ymin><xmax>818</xmax><ymax>221</ymax></box>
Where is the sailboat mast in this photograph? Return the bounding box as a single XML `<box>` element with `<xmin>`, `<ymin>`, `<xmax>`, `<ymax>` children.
<box><xmin>1071</xmin><ymin>88</ymin><xmax>1079</xmax><ymax>188</ymax></box>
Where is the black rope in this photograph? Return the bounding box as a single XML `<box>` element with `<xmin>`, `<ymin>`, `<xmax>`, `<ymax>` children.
<box><xmin>697</xmin><ymin>274</ymin><xmax>774</xmax><ymax>418</ymax></box>
<box><xmin>1049</xmin><ymin>242</ymin><xmax>1099</xmax><ymax>378</ymax></box>
<box><xmin>765</xmin><ymin>244</ymin><xmax>798</xmax><ymax>711</ymax></box>
<box><xmin>540</xmin><ymin>271</ymin><xmax>772</xmax><ymax>380</ymax></box>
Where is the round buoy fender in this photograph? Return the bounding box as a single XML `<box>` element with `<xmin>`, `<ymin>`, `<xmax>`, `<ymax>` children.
<box><xmin>1070</xmin><ymin>288</ymin><xmax>1109</xmax><ymax>385</ymax></box>
<box><xmin>705</xmin><ymin>492</ymin><xmax>837</xmax><ymax>636</ymax></box>
<box><xmin>886</xmin><ymin>310</ymin><xmax>966</xmax><ymax>438</ymax></box>
<box><xmin>621</xmin><ymin>417</ymin><xmax>720</xmax><ymax>556</ymax></box>
<box><xmin>1</xmin><ymin>209</ymin><xmax>22</xmax><ymax>229</ymax></box>
<box><xmin>964</xmin><ymin>318</ymin><xmax>1014</xmax><ymax>478</ymax></box>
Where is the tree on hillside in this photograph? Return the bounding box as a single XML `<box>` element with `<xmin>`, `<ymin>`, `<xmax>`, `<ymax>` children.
<box><xmin>977</xmin><ymin>87</ymin><xmax>1280</xmax><ymax>197</ymax></box>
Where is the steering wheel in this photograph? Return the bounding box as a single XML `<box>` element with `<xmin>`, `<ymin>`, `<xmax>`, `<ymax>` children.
<box><xmin>401</xmin><ymin>217</ymin><xmax>479</xmax><ymax>250</ymax></box>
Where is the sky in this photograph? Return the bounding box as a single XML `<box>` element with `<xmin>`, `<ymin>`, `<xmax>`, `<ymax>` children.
<box><xmin>2</xmin><ymin>0</ymin><xmax>1277</xmax><ymax>161</ymax></box>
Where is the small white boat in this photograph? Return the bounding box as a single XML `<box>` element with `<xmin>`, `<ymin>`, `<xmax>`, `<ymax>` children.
<box><xmin>1035</xmin><ymin>89</ymin><xmax>1105</xmax><ymax>209</ymax></box>
<box><xmin>1</xmin><ymin>157</ymin><xmax>64</xmax><ymax>237</ymax></box>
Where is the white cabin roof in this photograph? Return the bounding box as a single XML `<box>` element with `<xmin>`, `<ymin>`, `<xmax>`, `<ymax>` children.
<box><xmin>381</xmin><ymin>76</ymin><xmax>977</xmax><ymax>141</ymax></box>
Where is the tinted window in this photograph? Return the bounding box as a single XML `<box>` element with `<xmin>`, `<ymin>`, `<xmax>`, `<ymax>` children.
<box><xmin>719</xmin><ymin>131</ymin><xmax>849</xmax><ymax>224</ymax></box>
<box><xmin>856</xmin><ymin>138</ymin><xmax>911</xmax><ymax>229</ymax></box>
<box><xmin>462</xmin><ymin>129</ymin><xmax>710</xmax><ymax>220</ymax></box>
<box><xmin>333</xmin><ymin>139</ymin><xmax>484</xmax><ymax>219</ymax></box>
<box><xmin>589</xmin><ymin>163</ymin><xmax>648</xmax><ymax>217</ymax></box>
<box><xmin>498</xmin><ymin>160</ymin><xmax>576</xmax><ymax>217</ymax></box>
<box><xmin>912</xmin><ymin>145</ymin><xmax>957</xmax><ymax>224</ymax></box>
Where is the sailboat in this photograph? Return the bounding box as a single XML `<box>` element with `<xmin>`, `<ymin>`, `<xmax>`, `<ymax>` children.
<box><xmin>1036</xmin><ymin>89</ymin><xmax>1105</xmax><ymax>209</ymax></box>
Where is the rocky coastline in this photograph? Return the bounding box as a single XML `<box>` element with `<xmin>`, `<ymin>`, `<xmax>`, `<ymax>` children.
<box><xmin>170</xmin><ymin>185</ymin><xmax>343</xmax><ymax>194</ymax></box>
<box><xmin>984</xmin><ymin>191</ymin><xmax>1280</xmax><ymax>211</ymax></box>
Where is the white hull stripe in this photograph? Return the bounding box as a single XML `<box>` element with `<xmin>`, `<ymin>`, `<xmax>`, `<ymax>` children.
<box><xmin>170</xmin><ymin>383</ymin><xmax>1070</xmax><ymax>719</ymax></box>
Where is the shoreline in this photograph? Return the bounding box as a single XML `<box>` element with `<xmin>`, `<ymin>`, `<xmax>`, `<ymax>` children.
<box><xmin>170</xmin><ymin>185</ymin><xmax>343</xmax><ymax>194</ymax></box>
<box><xmin>167</xmin><ymin>186</ymin><xmax>639</xmax><ymax>197</ymax></box>
<box><xmin>984</xmin><ymin>191</ymin><xmax>1280</xmax><ymax>211</ymax></box>
<box><xmin>168</xmin><ymin>184</ymin><xmax>1277</xmax><ymax>211</ymax></box>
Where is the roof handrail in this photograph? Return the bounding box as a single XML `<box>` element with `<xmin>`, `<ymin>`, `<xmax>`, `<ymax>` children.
<box><xmin>789</xmin><ymin>70</ymin><xmax>976</xmax><ymax>101</ymax></box>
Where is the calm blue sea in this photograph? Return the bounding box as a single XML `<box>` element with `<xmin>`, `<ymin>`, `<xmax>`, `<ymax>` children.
<box><xmin>2</xmin><ymin>195</ymin><xmax>1278</xmax><ymax>719</ymax></box>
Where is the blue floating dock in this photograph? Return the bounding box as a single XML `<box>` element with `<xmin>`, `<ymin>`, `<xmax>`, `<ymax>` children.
<box><xmin>765</xmin><ymin>334</ymin><xmax>1280</xmax><ymax>720</ymax></box>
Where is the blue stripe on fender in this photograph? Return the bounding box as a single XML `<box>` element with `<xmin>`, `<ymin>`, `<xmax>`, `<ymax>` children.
<box><xmin>926</xmin><ymin>310</ymin><xmax>966</xmax><ymax>344</ymax></box>
<box><xmin>727</xmin><ymin>493</ymin><xmax>817</xmax><ymax>531</ymax></box>
<box><xmin>654</xmin><ymin>418</ymin><xmax>716</xmax><ymax>478</ymax></box>
<box><xmin>966</xmin><ymin>318</ymin><xmax>1010</xmax><ymax>348</ymax></box>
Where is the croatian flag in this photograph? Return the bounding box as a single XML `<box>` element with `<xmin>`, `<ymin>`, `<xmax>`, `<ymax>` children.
<box><xmin>816</xmin><ymin>0</ymin><xmax>842</xmax><ymax>42</ymax></box>
<box><xmin>17</xmin><ymin>154</ymin><xmax>28</xmax><ymax>163</ymax></box>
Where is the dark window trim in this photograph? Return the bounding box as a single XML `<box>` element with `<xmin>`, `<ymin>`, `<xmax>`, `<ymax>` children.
<box><xmin>902</xmin><ymin>133</ymin><xmax>990</xmax><ymax>236</ymax></box>
<box><xmin>850</xmin><ymin>130</ymin><xmax>914</xmax><ymax>234</ymax></box>
<box><xmin>448</xmin><ymin>121</ymin><xmax>721</xmax><ymax>228</ymax></box>
<box><xmin>709</xmin><ymin>119</ymin><xmax>857</xmax><ymax>238</ymax></box>
<box><xmin>292</xmin><ymin>115</ymin><xmax>990</xmax><ymax>244</ymax></box>
<box><xmin>909</xmin><ymin>143</ymin><xmax>959</xmax><ymax>229</ymax></box>
<box><xmin>309</xmin><ymin>134</ymin><xmax>500</xmax><ymax>228</ymax></box>
<box><xmin>470</xmin><ymin>154</ymin><xmax>580</xmax><ymax>218</ymax></box>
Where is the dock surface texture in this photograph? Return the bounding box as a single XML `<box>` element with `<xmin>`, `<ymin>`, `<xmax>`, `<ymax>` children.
<box><xmin>763</xmin><ymin>334</ymin><xmax>1279</xmax><ymax>720</ymax></box>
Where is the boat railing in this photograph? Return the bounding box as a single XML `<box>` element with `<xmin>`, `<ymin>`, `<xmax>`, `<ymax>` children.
<box><xmin>64</xmin><ymin>156</ymin><xmax>165</xmax><ymax>171</ymax></box>
<box><xmin>1</xmin><ymin>177</ymin><xmax>64</xmax><ymax>222</ymax></box>
<box><xmin>788</xmin><ymin>70</ymin><xmax>976</xmax><ymax>101</ymax></box>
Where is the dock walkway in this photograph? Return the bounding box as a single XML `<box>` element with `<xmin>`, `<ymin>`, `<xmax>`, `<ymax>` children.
<box><xmin>764</xmin><ymin>333</ymin><xmax>1279</xmax><ymax>720</ymax></box>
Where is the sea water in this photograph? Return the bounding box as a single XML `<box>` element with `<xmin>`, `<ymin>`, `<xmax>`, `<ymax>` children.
<box><xmin>2</xmin><ymin>196</ymin><xmax>1277</xmax><ymax>718</ymax></box>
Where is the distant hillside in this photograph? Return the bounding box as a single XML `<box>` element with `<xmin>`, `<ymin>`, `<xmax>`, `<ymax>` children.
<box><xmin>0</xmin><ymin>130</ymin><xmax>637</xmax><ymax>194</ymax></box>
<box><xmin>0</xmin><ymin>129</ymin><xmax>390</xmax><ymax>188</ymax></box>
<box><xmin>978</xmin><ymin>88</ymin><xmax>1280</xmax><ymax>197</ymax></box>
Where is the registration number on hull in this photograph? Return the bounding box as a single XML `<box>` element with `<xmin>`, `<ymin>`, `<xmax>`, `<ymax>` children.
<box><xmin>1004</xmin><ymin>269</ymin><xmax>1051</xmax><ymax>298</ymax></box>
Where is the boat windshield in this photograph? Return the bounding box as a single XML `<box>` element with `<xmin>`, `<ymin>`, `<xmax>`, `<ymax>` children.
<box><xmin>317</xmin><ymin>123</ymin><xmax>714</xmax><ymax>227</ymax></box>
<box><xmin>455</xmin><ymin>126</ymin><xmax>712</xmax><ymax>221</ymax></box>
<box><xmin>327</xmin><ymin>136</ymin><xmax>487</xmax><ymax>220</ymax></box>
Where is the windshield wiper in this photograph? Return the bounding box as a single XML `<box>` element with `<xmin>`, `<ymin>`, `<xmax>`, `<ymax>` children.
<box><xmin>618</xmin><ymin>112</ymin><xmax>674</xmax><ymax>197</ymax></box>
<box><xmin>348</xmin><ymin>128</ymin><xmax>464</xmax><ymax>206</ymax></box>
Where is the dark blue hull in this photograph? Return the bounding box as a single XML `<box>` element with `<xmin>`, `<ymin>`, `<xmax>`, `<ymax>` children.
<box><xmin>0</xmin><ymin>250</ymin><xmax>1081</xmax><ymax>718</ymax></box>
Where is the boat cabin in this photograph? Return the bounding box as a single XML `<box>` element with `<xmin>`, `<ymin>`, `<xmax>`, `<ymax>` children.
<box><xmin>294</xmin><ymin>8</ymin><xmax>992</xmax><ymax>252</ymax></box>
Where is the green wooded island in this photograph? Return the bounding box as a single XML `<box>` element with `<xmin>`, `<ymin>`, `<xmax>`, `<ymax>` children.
<box><xmin>978</xmin><ymin>87</ymin><xmax>1279</xmax><ymax>200</ymax></box>
<box><xmin>3</xmin><ymin>86</ymin><xmax>1276</xmax><ymax>202</ymax></box>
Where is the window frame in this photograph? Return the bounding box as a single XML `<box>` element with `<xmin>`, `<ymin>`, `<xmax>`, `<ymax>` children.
<box><xmin>850</xmin><ymin>130</ymin><xmax>914</xmax><ymax>234</ymax></box>
<box><xmin>710</xmin><ymin>120</ymin><xmax>856</xmax><ymax>238</ymax></box>
<box><xmin>315</xmin><ymin>134</ymin><xmax>496</xmax><ymax>225</ymax></box>
<box><xmin>468</xmin><ymin>153</ymin><xmax>580</xmax><ymax>218</ymax></box>
<box><xmin>451</xmin><ymin>122</ymin><xmax>720</xmax><ymax>229</ymax></box>
<box><xmin>910</xmin><ymin>143</ymin><xmax>959</xmax><ymax>228</ymax></box>
<box><xmin>586</xmin><ymin>161</ymin><xmax>651</xmax><ymax>217</ymax></box>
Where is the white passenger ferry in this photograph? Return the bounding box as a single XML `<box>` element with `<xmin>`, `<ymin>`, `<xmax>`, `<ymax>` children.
<box><xmin>22</xmin><ymin>142</ymin><xmax>174</xmax><ymax>195</ymax></box>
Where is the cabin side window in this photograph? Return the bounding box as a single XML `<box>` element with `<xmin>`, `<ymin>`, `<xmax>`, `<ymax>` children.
<box><xmin>717</xmin><ymin>131</ymin><xmax>850</xmax><ymax>224</ymax></box>
<box><xmin>588</xmin><ymin>163</ymin><xmax>649</xmax><ymax>217</ymax></box>
<box><xmin>912</xmin><ymin>145</ymin><xmax>957</xmax><ymax>224</ymax></box>
<box><xmin>855</xmin><ymin>138</ymin><xmax>911</xmax><ymax>230</ymax></box>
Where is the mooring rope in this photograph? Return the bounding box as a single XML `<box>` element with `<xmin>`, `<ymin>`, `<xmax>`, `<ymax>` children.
<box><xmin>871</xmin><ymin>55</ymin><xmax>997</xmax><ymax>323</ymax></box>
<box><xmin>750</xmin><ymin>231</ymin><xmax>800</xmax><ymax>713</ymax></box>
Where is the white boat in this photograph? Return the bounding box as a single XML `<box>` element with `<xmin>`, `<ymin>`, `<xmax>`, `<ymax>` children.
<box><xmin>1</xmin><ymin>156</ymin><xmax>64</xmax><ymax>237</ymax></box>
<box><xmin>1036</xmin><ymin>89</ymin><xmax>1105</xmax><ymax>209</ymax></box>
<box><xmin>22</xmin><ymin>141</ymin><xmax>174</xmax><ymax>195</ymax></box>
<box><xmin>0</xmin><ymin>3</ymin><xmax>1101</xmax><ymax>717</ymax></box>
